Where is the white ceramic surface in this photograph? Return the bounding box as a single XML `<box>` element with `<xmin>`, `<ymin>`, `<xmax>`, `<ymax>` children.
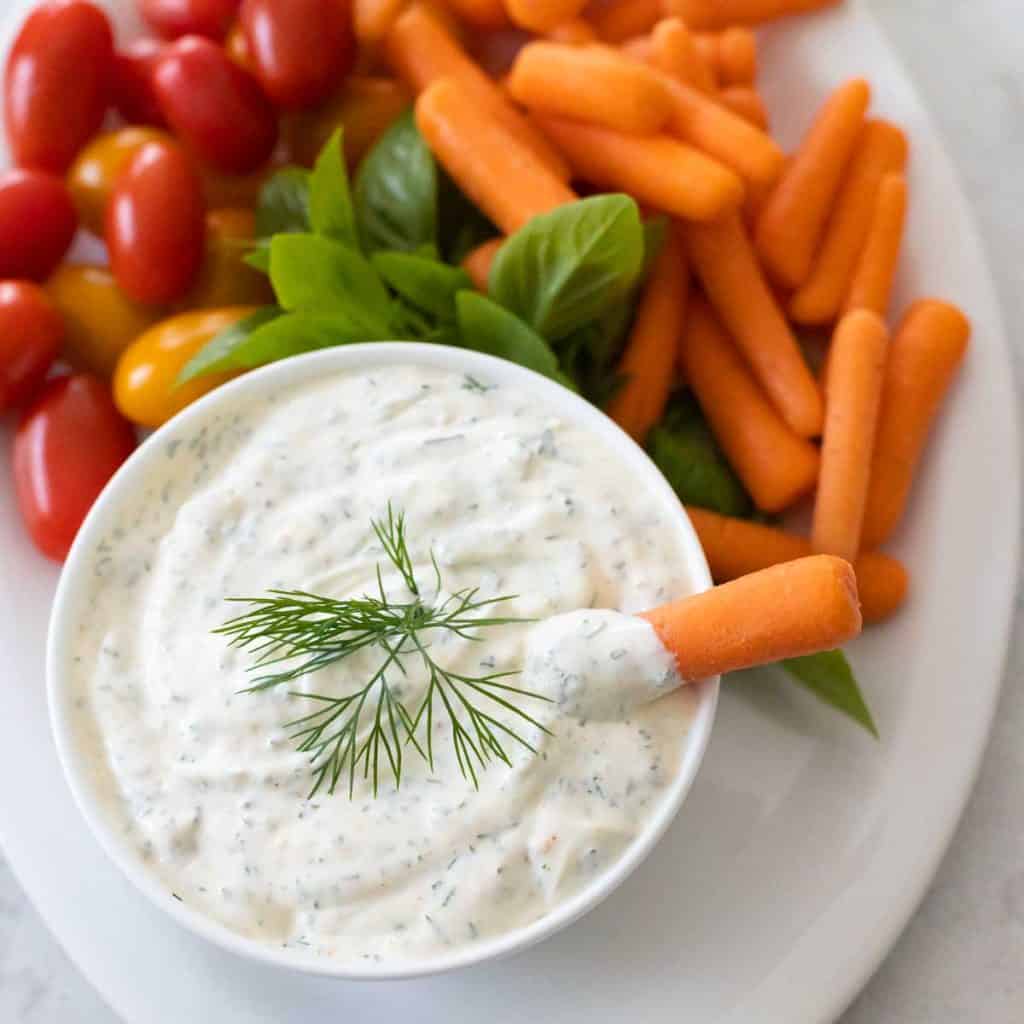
<box><xmin>46</xmin><ymin>343</ymin><xmax>719</xmax><ymax>981</ymax></box>
<box><xmin>0</xmin><ymin>0</ymin><xmax>1020</xmax><ymax>1021</ymax></box>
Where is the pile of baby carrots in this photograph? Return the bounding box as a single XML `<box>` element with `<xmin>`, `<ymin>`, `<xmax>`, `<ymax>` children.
<box><xmin>361</xmin><ymin>0</ymin><xmax>969</xmax><ymax>633</ymax></box>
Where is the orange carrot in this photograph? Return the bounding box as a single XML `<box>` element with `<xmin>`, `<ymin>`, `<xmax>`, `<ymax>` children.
<box><xmin>536</xmin><ymin>115</ymin><xmax>744</xmax><ymax>221</ymax></box>
<box><xmin>505</xmin><ymin>0</ymin><xmax>588</xmax><ymax>31</ymax></box>
<box><xmin>544</xmin><ymin>16</ymin><xmax>597</xmax><ymax>42</ymax></box>
<box><xmin>685</xmin><ymin>213</ymin><xmax>824</xmax><ymax>437</ymax></box>
<box><xmin>716</xmin><ymin>27</ymin><xmax>757</xmax><ymax>85</ymax></box>
<box><xmin>621</xmin><ymin>35</ymin><xmax>654</xmax><ymax>61</ymax></box>
<box><xmin>658</xmin><ymin>74</ymin><xmax>784</xmax><ymax>189</ymax></box>
<box><xmin>590</xmin><ymin>0</ymin><xmax>665</xmax><ymax>42</ymax></box>
<box><xmin>649</xmin><ymin>17</ymin><xmax>717</xmax><ymax>92</ymax></box>
<box><xmin>844</xmin><ymin>173</ymin><xmax>907</xmax><ymax>316</ymax></box>
<box><xmin>606</xmin><ymin>225</ymin><xmax>689</xmax><ymax>442</ymax></box>
<box><xmin>508</xmin><ymin>42</ymin><xmax>674</xmax><ymax>135</ymax></box>
<box><xmin>442</xmin><ymin>0</ymin><xmax>509</xmax><ymax>28</ymax></box>
<box><xmin>642</xmin><ymin>555</ymin><xmax>861</xmax><ymax>680</ymax></box>
<box><xmin>684</xmin><ymin>505</ymin><xmax>909</xmax><ymax>623</ymax></box>
<box><xmin>717</xmin><ymin>87</ymin><xmax>769</xmax><ymax>129</ymax></box>
<box><xmin>461</xmin><ymin>237</ymin><xmax>503</xmax><ymax>291</ymax></box>
<box><xmin>385</xmin><ymin>3</ymin><xmax>571</xmax><ymax>180</ymax></box>
<box><xmin>416</xmin><ymin>79</ymin><xmax>577</xmax><ymax>234</ymax></box>
<box><xmin>790</xmin><ymin>119</ymin><xmax>909</xmax><ymax>324</ymax></box>
<box><xmin>812</xmin><ymin>310</ymin><xmax>888</xmax><ymax>562</ymax></box>
<box><xmin>354</xmin><ymin>0</ymin><xmax>408</xmax><ymax>43</ymax></box>
<box><xmin>664</xmin><ymin>0</ymin><xmax>841</xmax><ymax>29</ymax></box>
<box><xmin>861</xmin><ymin>300</ymin><xmax>970</xmax><ymax>548</ymax></box>
<box><xmin>679</xmin><ymin>298</ymin><xmax>820</xmax><ymax>512</ymax></box>
<box><xmin>691</xmin><ymin>33</ymin><xmax>719</xmax><ymax>85</ymax></box>
<box><xmin>754</xmin><ymin>79</ymin><xmax>871</xmax><ymax>290</ymax></box>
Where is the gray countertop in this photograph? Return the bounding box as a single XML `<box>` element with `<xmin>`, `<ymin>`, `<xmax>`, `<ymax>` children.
<box><xmin>2</xmin><ymin>0</ymin><xmax>1022</xmax><ymax>1019</ymax></box>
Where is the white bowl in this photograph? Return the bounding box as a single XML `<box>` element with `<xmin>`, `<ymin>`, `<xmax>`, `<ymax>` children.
<box><xmin>47</xmin><ymin>342</ymin><xmax>719</xmax><ymax>980</ymax></box>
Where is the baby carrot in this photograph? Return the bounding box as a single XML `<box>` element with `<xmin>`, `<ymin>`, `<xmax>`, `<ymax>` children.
<box><xmin>684</xmin><ymin>505</ymin><xmax>909</xmax><ymax>623</ymax></box>
<box><xmin>659</xmin><ymin>74</ymin><xmax>784</xmax><ymax>189</ymax></box>
<box><xmin>385</xmin><ymin>3</ymin><xmax>571</xmax><ymax>181</ymax></box>
<box><xmin>508</xmin><ymin>43</ymin><xmax>674</xmax><ymax>135</ymax></box>
<box><xmin>755</xmin><ymin>79</ymin><xmax>871</xmax><ymax>290</ymax></box>
<box><xmin>354</xmin><ymin>0</ymin><xmax>407</xmax><ymax>43</ymax></box>
<box><xmin>607</xmin><ymin>225</ymin><xmax>689</xmax><ymax>442</ymax></box>
<box><xmin>544</xmin><ymin>17</ymin><xmax>597</xmax><ymax>42</ymax></box>
<box><xmin>679</xmin><ymin>298</ymin><xmax>820</xmax><ymax>512</ymax></box>
<box><xmin>665</xmin><ymin>0</ymin><xmax>841</xmax><ymax>29</ymax></box>
<box><xmin>442</xmin><ymin>0</ymin><xmax>509</xmax><ymax>29</ymax></box>
<box><xmin>649</xmin><ymin>18</ymin><xmax>717</xmax><ymax>93</ymax></box>
<box><xmin>716</xmin><ymin>28</ymin><xmax>757</xmax><ymax>86</ymax></box>
<box><xmin>505</xmin><ymin>0</ymin><xmax>588</xmax><ymax>32</ymax></box>
<box><xmin>621</xmin><ymin>35</ymin><xmax>654</xmax><ymax>62</ymax></box>
<box><xmin>861</xmin><ymin>300</ymin><xmax>970</xmax><ymax>548</ymax></box>
<box><xmin>691</xmin><ymin>33</ymin><xmax>718</xmax><ymax>85</ymax></box>
<box><xmin>790</xmin><ymin>119</ymin><xmax>909</xmax><ymax>324</ymax></box>
<box><xmin>641</xmin><ymin>555</ymin><xmax>862</xmax><ymax>681</ymax></box>
<box><xmin>590</xmin><ymin>0</ymin><xmax>664</xmax><ymax>43</ymax></box>
<box><xmin>461</xmin><ymin>237</ymin><xmax>503</xmax><ymax>291</ymax></box>
<box><xmin>843</xmin><ymin>173</ymin><xmax>907</xmax><ymax>317</ymax></box>
<box><xmin>536</xmin><ymin>115</ymin><xmax>744</xmax><ymax>221</ymax></box>
<box><xmin>416</xmin><ymin>79</ymin><xmax>577</xmax><ymax>234</ymax></box>
<box><xmin>685</xmin><ymin>213</ymin><xmax>824</xmax><ymax>438</ymax></box>
<box><xmin>811</xmin><ymin>310</ymin><xmax>888</xmax><ymax>562</ymax></box>
<box><xmin>718</xmin><ymin>87</ymin><xmax>769</xmax><ymax>129</ymax></box>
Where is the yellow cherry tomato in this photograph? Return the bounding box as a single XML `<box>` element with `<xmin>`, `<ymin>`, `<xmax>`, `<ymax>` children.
<box><xmin>47</xmin><ymin>264</ymin><xmax>164</xmax><ymax>376</ymax></box>
<box><xmin>113</xmin><ymin>307</ymin><xmax>258</xmax><ymax>428</ymax></box>
<box><xmin>283</xmin><ymin>76</ymin><xmax>409</xmax><ymax>168</ymax></box>
<box><xmin>181</xmin><ymin>208</ymin><xmax>273</xmax><ymax>310</ymax></box>
<box><xmin>66</xmin><ymin>126</ymin><xmax>171</xmax><ymax>235</ymax></box>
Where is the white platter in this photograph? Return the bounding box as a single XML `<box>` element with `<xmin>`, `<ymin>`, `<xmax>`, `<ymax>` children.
<box><xmin>0</xmin><ymin>0</ymin><xmax>1018</xmax><ymax>1021</ymax></box>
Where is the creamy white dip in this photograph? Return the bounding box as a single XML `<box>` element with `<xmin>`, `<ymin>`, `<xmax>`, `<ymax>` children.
<box><xmin>67</xmin><ymin>363</ymin><xmax>698</xmax><ymax>964</ymax></box>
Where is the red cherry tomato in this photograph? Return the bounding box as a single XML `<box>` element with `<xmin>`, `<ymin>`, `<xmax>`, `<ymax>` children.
<box><xmin>240</xmin><ymin>0</ymin><xmax>354</xmax><ymax>110</ymax></box>
<box><xmin>3</xmin><ymin>0</ymin><xmax>114</xmax><ymax>172</ymax></box>
<box><xmin>13</xmin><ymin>375</ymin><xmax>137</xmax><ymax>561</ymax></box>
<box><xmin>138</xmin><ymin>0</ymin><xmax>240</xmax><ymax>40</ymax></box>
<box><xmin>111</xmin><ymin>39</ymin><xmax>167</xmax><ymax>127</ymax></box>
<box><xmin>152</xmin><ymin>36</ymin><xmax>278</xmax><ymax>174</ymax></box>
<box><xmin>0</xmin><ymin>282</ymin><xmax>63</xmax><ymax>409</ymax></box>
<box><xmin>106</xmin><ymin>141</ymin><xmax>206</xmax><ymax>305</ymax></box>
<box><xmin>0</xmin><ymin>169</ymin><xmax>78</xmax><ymax>281</ymax></box>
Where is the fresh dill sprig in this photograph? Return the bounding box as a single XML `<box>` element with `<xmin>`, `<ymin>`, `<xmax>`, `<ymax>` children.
<box><xmin>216</xmin><ymin>504</ymin><xmax>550</xmax><ymax>798</ymax></box>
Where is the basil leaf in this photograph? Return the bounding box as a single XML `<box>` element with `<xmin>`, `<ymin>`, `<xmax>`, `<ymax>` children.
<box><xmin>438</xmin><ymin>173</ymin><xmax>496</xmax><ymax>264</ymax></box>
<box><xmin>372</xmin><ymin>251</ymin><xmax>470</xmax><ymax>321</ymax></box>
<box><xmin>309</xmin><ymin>128</ymin><xmax>358</xmax><ymax>248</ymax></box>
<box><xmin>456</xmin><ymin>291</ymin><xmax>563</xmax><ymax>382</ymax></box>
<box><xmin>489</xmin><ymin>194</ymin><xmax>645</xmax><ymax>340</ymax></box>
<box><xmin>647</xmin><ymin>394</ymin><xmax>752</xmax><ymax>517</ymax></box>
<box><xmin>269</xmin><ymin>234</ymin><xmax>392</xmax><ymax>332</ymax></box>
<box><xmin>354</xmin><ymin>110</ymin><xmax>438</xmax><ymax>254</ymax></box>
<box><xmin>255</xmin><ymin>167</ymin><xmax>311</xmax><ymax>238</ymax></box>
<box><xmin>177</xmin><ymin>307</ymin><xmax>282</xmax><ymax>383</ymax></box>
<box><xmin>245</xmin><ymin>242</ymin><xmax>271</xmax><ymax>273</ymax></box>
<box><xmin>781</xmin><ymin>651</ymin><xmax>879</xmax><ymax>738</ymax></box>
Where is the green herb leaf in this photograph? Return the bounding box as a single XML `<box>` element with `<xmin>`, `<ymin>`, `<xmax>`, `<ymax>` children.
<box><xmin>647</xmin><ymin>393</ymin><xmax>752</xmax><ymax>517</ymax></box>
<box><xmin>269</xmin><ymin>233</ymin><xmax>393</xmax><ymax>332</ymax></box>
<box><xmin>372</xmin><ymin>251</ymin><xmax>471</xmax><ymax>321</ymax></box>
<box><xmin>456</xmin><ymin>290</ymin><xmax>565</xmax><ymax>382</ymax></box>
<box><xmin>438</xmin><ymin>173</ymin><xmax>496</xmax><ymax>264</ymax></box>
<box><xmin>177</xmin><ymin>307</ymin><xmax>282</xmax><ymax>384</ymax></box>
<box><xmin>354</xmin><ymin>110</ymin><xmax>438</xmax><ymax>254</ymax></box>
<box><xmin>781</xmin><ymin>650</ymin><xmax>879</xmax><ymax>738</ymax></box>
<box><xmin>244</xmin><ymin>242</ymin><xmax>271</xmax><ymax>273</ymax></box>
<box><xmin>308</xmin><ymin>128</ymin><xmax>358</xmax><ymax>249</ymax></box>
<box><xmin>489</xmin><ymin>194</ymin><xmax>645</xmax><ymax>341</ymax></box>
<box><xmin>255</xmin><ymin>166</ymin><xmax>311</xmax><ymax>238</ymax></box>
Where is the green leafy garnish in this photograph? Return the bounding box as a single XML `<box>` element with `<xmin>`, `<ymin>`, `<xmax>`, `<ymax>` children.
<box><xmin>255</xmin><ymin>166</ymin><xmax>311</xmax><ymax>238</ymax></box>
<box><xmin>308</xmin><ymin>128</ymin><xmax>358</xmax><ymax>249</ymax></box>
<box><xmin>177</xmin><ymin>307</ymin><xmax>282</xmax><ymax>384</ymax></box>
<box><xmin>217</xmin><ymin>505</ymin><xmax>550</xmax><ymax>797</ymax></box>
<box><xmin>781</xmin><ymin>650</ymin><xmax>879</xmax><ymax>738</ymax></box>
<box><xmin>371</xmin><ymin>251</ymin><xmax>470</xmax><ymax>321</ymax></box>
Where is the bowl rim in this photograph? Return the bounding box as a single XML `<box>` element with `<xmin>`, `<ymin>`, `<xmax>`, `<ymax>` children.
<box><xmin>46</xmin><ymin>342</ymin><xmax>719</xmax><ymax>981</ymax></box>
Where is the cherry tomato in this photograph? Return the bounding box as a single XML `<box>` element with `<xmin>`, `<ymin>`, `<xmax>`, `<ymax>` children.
<box><xmin>3</xmin><ymin>0</ymin><xmax>114</xmax><ymax>172</ymax></box>
<box><xmin>13</xmin><ymin>374</ymin><xmax>136</xmax><ymax>561</ymax></box>
<box><xmin>240</xmin><ymin>0</ymin><xmax>355</xmax><ymax>110</ymax></box>
<box><xmin>67</xmin><ymin>127</ymin><xmax>171</xmax><ymax>236</ymax></box>
<box><xmin>111</xmin><ymin>39</ymin><xmax>168</xmax><ymax>127</ymax></box>
<box><xmin>0</xmin><ymin>169</ymin><xmax>78</xmax><ymax>281</ymax></box>
<box><xmin>152</xmin><ymin>36</ymin><xmax>278</xmax><ymax>174</ymax></box>
<box><xmin>113</xmin><ymin>307</ymin><xmax>255</xmax><ymax>427</ymax></box>
<box><xmin>106</xmin><ymin>140</ymin><xmax>206</xmax><ymax>305</ymax></box>
<box><xmin>47</xmin><ymin>264</ymin><xmax>163</xmax><ymax>377</ymax></box>
<box><xmin>182</xmin><ymin>209</ymin><xmax>272</xmax><ymax>309</ymax></box>
<box><xmin>0</xmin><ymin>282</ymin><xmax>63</xmax><ymax>409</ymax></box>
<box><xmin>138</xmin><ymin>0</ymin><xmax>240</xmax><ymax>40</ymax></box>
<box><xmin>224</xmin><ymin>20</ymin><xmax>253</xmax><ymax>71</ymax></box>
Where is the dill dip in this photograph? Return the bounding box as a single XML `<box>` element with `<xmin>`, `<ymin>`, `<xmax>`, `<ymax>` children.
<box><xmin>65</xmin><ymin>362</ymin><xmax>700</xmax><ymax>965</ymax></box>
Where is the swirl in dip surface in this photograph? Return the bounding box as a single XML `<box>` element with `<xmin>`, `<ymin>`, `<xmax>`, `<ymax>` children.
<box><xmin>66</xmin><ymin>362</ymin><xmax>699</xmax><ymax>964</ymax></box>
